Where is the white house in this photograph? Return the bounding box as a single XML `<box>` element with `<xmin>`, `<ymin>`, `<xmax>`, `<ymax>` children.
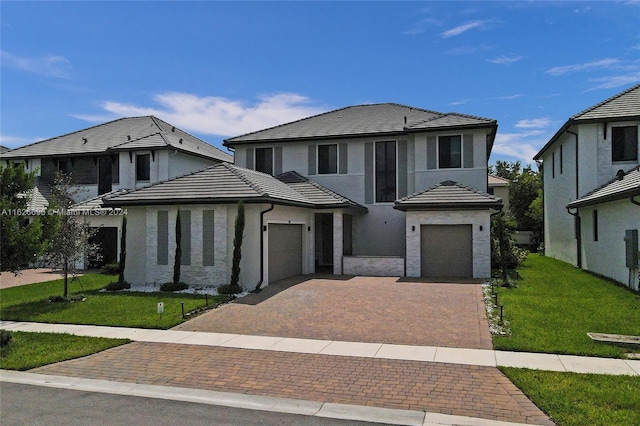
<box><xmin>533</xmin><ymin>84</ymin><xmax>640</xmax><ymax>290</ymax></box>
<box><xmin>106</xmin><ymin>103</ymin><xmax>502</xmax><ymax>289</ymax></box>
<box><xmin>1</xmin><ymin>116</ymin><xmax>232</xmax><ymax>267</ymax></box>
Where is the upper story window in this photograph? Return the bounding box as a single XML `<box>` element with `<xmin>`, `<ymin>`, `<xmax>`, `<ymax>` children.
<box><xmin>375</xmin><ymin>141</ymin><xmax>396</xmax><ymax>203</ymax></box>
<box><xmin>136</xmin><ymin>153</ymin><xmax>151</xmax><ymax>181</ymax></box>
<box><xmin>58</xmin><ymin>158</ymin><xmax>72</xmax><ymax>175</ymax></box>
<box><xmin>318</xmin><ymin>144</ymin><xmax>338</xmax><ymax>174</ymax></box>
<box><xmin>255</xmin><ymin>147</ymin><xmax>273</xmax><ymax>175</ymax></box>
<box><xmin>612</xmin><ymin>126</ymin><xmax>638</xmax><ymax>162</ymax></box>
<box><xmin>438</xmin><ymin>135</ymin><xmax>462</xmax><ymax>169</ymax></box>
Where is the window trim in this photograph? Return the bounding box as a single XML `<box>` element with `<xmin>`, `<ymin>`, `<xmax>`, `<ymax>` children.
<box><xmin>374</xmin><ymin>140</ymin><xmax>397</xmax><ymax>204</ymax></box>
<box><xmin>135</xmin><ymin>153</ymin><xmax>151</xmax><ymax>182</ymax></box>
<box><xmin>255</xmin><ymin>147</ymin><xmax>274</xmax><ymax>175</ymax></box>
<box><xmin>317</xmin><ymin>143</ymin><xmax>339</xmax><ymax>175</ymax></box>
<box><xmin>437</xmin><ymin>134</ymin><xmax>463</xmax><ymax>169</ymax></box>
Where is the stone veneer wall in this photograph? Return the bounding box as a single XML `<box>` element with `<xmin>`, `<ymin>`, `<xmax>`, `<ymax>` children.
<box><xmin>405</xmin><ymin>210</ymin><xmax>491</xmax><ymax>279</ymax></box>
<box><xmin>343</xmin><ymin>256</ymin><xmax>405</xmax><ymax>276</ymax></box>
<box><xmin>146</xmin><ymin>205</ymin><xmax>228</xmax><ymax>287</ymax></box>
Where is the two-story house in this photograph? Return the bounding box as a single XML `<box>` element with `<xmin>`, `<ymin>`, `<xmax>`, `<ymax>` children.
<box><xmin>105</xmin><ymin>103</ymin><xmax>501</xmax><ymax>289</ymax></box>
<box><xmin>533</xmin><ymin>84</ymin><xmax>640</xmax><ymax>290</ymax></box>
<box><xmin>1</xmin><ymin>116</ymin><xmax>232</xmax><ymax>267</ymax></box>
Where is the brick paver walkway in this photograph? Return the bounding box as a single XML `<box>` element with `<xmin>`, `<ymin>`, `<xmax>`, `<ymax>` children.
<box><xmin>34</xmin><ymin>342</ymin><xmax>553</xmax><ymax>425</ymax></box>
<box><xmin>176</xmin><ymin>277</ymin><xmax>493</xmax><ymax>350</ymax></box>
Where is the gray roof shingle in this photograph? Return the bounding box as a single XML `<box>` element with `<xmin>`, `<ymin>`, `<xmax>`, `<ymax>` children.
<box><xmin>2</xmin><ymin>116</ymin><xmax>233</xmax><ymax>162</ymax></box>
<box><xmin>568</xmin><ymin>166</ymin><xmax>640</xmax><ymax>208</ymax></box>
<box><xmin>534</xmin><ymin>84</ymin><xmax>640</xmax><ymax>160</ymax></box>
<box><xmin>394</xmin><ymin>180</ymin><xmax>503</xmax><ymax>211</ymax></box>
<box><xmin>103</xmin><ymin>163</ymin><xmax>364</xmax><ymax>210</ymax></box>
<box><xmin>224</xmin><ymin>103</ymin><xmax>496</xmax><ymax>145</ymax></box>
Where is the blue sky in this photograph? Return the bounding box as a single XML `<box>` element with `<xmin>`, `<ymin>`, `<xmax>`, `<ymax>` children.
<box><xmin>2</xmin><ymin>1</ymin><xmax>639</xmax><ymax>165</ymax></box>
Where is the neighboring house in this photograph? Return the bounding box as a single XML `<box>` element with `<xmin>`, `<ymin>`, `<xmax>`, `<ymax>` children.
<box><xmin>1</xmin><ymin>116</ymin><xmax>232</xmax><ymax>267</ymax></box>
<box><xmin>488</xmin><ymin>174</ymin><xmax>509</xmax><ymax>211</ymax></box>
<box><xmin>0</xmin><ymin>146</ymin><xmax>10</xmax><ymax>154</ymax></box>
<box><xmin>534</xmin><ymin>84</ymin><xmax>640</xmax><ymax>290</ymax></box>
<box><xmin>105</xmin><ymin>103</ymin><xmax>502</xmax><ymax>288</ymax></box>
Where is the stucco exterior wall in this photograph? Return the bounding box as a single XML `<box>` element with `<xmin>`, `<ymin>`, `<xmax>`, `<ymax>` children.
<box><xmin>580</xmin><ymin>200</ymin><xmax>640</xmax><ymax>290</ymax></box>
<box><xmin>405</xmin><ymin>209</ymin><xmax>491</xmax><ymax>279</ymax></box>
<box><xmin>168</xmin><ymin>151</ymin><xmax>219</xmax><ymax>180</ymax></box>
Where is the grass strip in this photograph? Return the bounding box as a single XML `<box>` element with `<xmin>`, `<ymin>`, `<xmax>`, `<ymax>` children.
<box><xmin>501</xmin><ymin>367</ymin><xmax>640</xmax><ymax>426</ymax></box>
<box><xmin>0</xmin><ymin>331</ymin><xmax>129</xmax><ymax>371</ymax></box>
<box><xmin>0</xmin><ymin>274</ymin><xmax>226</xmax><ymax>329</ymax></box>
<box><xmin>493</xmin><ymin>254</ymin><xmax>640</xmax><ymax>357</ymax></box>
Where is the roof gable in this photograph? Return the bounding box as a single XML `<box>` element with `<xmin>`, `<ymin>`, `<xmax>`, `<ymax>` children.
<box><xmin>3</xmin><ymin>116</ymin><xmax>232</xmax><ymax>162</ymax></box>
<box><xmin>394</xmin><ymin>180</ymin><xmax>503</xmax><ymax>211</ymax></box>
<box><xmin>224</xmin><ymin>103</ymin><xmax>496</xmax><ymax>145</ymax></box>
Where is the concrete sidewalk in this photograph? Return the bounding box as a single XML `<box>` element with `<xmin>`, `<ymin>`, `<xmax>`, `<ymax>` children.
<box><xmin>2</xmin><ymin>321</ymin><xmax>638</xmax><ymax>376</ymax></box>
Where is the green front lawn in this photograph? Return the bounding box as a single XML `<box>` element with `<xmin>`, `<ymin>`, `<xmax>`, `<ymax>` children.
<box><xmin>502</xmin><ymin>367</ymin><xmax>640</xmax><ymax>426</ymax></box>
<box><xmin>0</xmin><ymin>273</ymin><xmax>225</xmax><ymax>329</ymax></box>
<box><xmin>493</xmin><ymin>254</ymin><xmax>640</xmax><ymax>357</ymax></box>
<box><xmin>0</xmin><ymin>331</ymin><xmax>128</xmax><ymax>370</ymax></box>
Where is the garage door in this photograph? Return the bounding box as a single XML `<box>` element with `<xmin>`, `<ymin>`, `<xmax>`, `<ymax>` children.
<box><xmin>421</xmin><ymin>225</ymin><xmax>473</xmax><ymax>278</ymax></box>
<box><xmin>268</xmin><ymin>224</ymin><xmax>303</xmax><ymax>283</ymax></box>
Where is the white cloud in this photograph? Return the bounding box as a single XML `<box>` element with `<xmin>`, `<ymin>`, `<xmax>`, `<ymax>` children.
<box><xmin>440</xmin><ymin>20</ymin><xmax>488</xmax><ymax>38</ymax></box>
<box><xmin>545</xmin><ymin>58</ymin><xmax>621</xmax><ymax>76</ymax></box>
<box><xmin>487</xmin><ymin>55</ymin><xmax>524</xmax><ymax>65</ymax></box>
<box><xmin>0</xmin><ymin>50</ymin><xmax>72</xmax><ymax>78</ymax></box>
<box><xmin>73</xmin><ymin>92</ymin><xmax>328</xmax><ymax>137</ymax></box>
<box><xmin>403</xmin><ymin>18</ymin><xmax>441</xmax><ymax>36</ymax></box>
<box><xmin>515</xmin><ymin>118</ymin><xmax>552</xmax><ymax>129</ymax></box>
<box><xmin>449</xmin><ymin>93</ymin><xmax>523</xmax><ymax>106</ymax></box>
<box><xmin>491</xmin><ymin>132</ymin><xmax>547</xmax><ymax>165</ymax></box>
<box><xmin>0</xmin><ymin>134</ymin><xmax>38</xmax><ymax>149</ymax></box>
<box><xmin>586</xmin><ymin>72</ymin><xmax>640</xmax><ymax>90</ymax></box>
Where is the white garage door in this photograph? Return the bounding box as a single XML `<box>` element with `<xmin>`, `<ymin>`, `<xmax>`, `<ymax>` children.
<box><xmin>268</xmin><ymin>224</ymin><xmax>303</xmax><ymax>283</ymax></box>
<box><xmin>421</xmin><ymin>225</ymin><xmax>473</xmax><ymax>278</ymax></box>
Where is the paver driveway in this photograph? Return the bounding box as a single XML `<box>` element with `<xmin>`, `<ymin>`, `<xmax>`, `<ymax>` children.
<box><xmin>176</xmin><ymin>276</ymin><xmax>493</xmax><ymax>350</ymax></box>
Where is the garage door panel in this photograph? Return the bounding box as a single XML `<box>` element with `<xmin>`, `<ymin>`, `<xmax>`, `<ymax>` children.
<box><xmin>268</xmin><ymin>224</ymin><xmax>303</xmax><ymax>283</ymax></box>
<box><xmin>421</xmin><ymin>225</ymin><xmax>472</xmax><ymax>278</ymax></box>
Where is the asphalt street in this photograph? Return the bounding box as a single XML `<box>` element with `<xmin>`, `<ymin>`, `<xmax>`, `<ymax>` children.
<box><xmin>0</xmin><ymin>382</ymin><xmax>381</xmax><ymax>426</ymax></box>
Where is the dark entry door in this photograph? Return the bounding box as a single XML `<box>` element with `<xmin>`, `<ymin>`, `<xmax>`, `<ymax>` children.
<box><xmin>89</xmin><ymin>227</ymin><xmax>118</xmax><ymax>268</ymax></box>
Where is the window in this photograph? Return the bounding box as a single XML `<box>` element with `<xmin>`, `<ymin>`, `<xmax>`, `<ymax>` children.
<box><xmin>375</xmin><ymin>141</ymin><xmax>396</xmax><ymax>202</ymax></box>
<box><xmin>318</xmin><ymin>144</ymin><xmax>338</xmax><ymax>174</ymax></box>
<box><xmin>612</xmin><ymin>126</ymin><xmax>638</xmax><ymax>162</ymax></box>
<box><xmin>438</xmin><ymin>135</ymin><xmax>462</xmax><ymax>168</ymax></box>
<box><xmin>58</xmin><ymin>158</ymin><xmax>72</xmax><ymax>175</ymax></box>
<box><xmin>560</xmin><ymin>144</ymin><xmax>563</xmax><ymax>174</ymax></box>
<box><xmin>593</xmin><ymin>210</ymin><xmax>598</xmax><ymax>241</ymax></box>
<box><xmin>552</xmin><ymin>151</ymin><xmax>555</xmax><ymax>178</ymax></box>
<box><xmin>136</xmin><ymin>154</ymin><xmax>150</xmax><ymax>181</ymax></box>
<box><xmin>255</xmin><ymin>148</ymin><xmax>273</xmax><ymax>175</ymax></box>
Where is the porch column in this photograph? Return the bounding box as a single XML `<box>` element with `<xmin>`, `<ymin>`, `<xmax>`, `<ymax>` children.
<box><xmin>333</xmin><ymin>210</ymin><xmax>343</xmax><ymax>275</ymax></box>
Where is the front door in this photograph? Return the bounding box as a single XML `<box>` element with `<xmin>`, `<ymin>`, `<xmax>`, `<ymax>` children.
<box><xmin>314</xmin><ymin>214</ymin><xmax>333</xmax><ymax>270</ymax></box>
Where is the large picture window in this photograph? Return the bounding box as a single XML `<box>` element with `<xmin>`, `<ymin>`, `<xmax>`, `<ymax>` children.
<box><xmin>136</xmin><ymin>153</ymin><xmax>150</xmax><ymax>181</ymax></box>
<box><xmin>318</xmin><ymin>144</ymin><xmax>338</xmax><ymax>174</ymax></box>
<box><xmin>438</xmin><ymin>135</ymin><xmax>462</xmax><ymax>169</ymax></box>
<box><xmin>612</xmin><ymin>126</ymin><xmax>638</xmax><ymax>162</ymax></box>
<box><xmin>375</xmin><ymin>141</ymin><xmax>396</xmax><ymax>202</ymax></box>
<box><xmin>255</xmin><ymin>147</ymin><xmax>273</xmax><ymax>175</ymax></box>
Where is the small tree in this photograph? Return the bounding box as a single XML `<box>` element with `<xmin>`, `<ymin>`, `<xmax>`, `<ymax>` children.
<box><xmin>118</xmin><ymin>215</ymin><xmax>127</xmax><ymax>283</ymax></box>
<box><xmin>44</xmin><ymin>172</ymin><xmax>100</xmax><ymax>298</ymax></box>
<box><xmin>173</xmin><ymin>209</ymin><xmax>181</xmax><ymax>284</ymax></box>
<box><xmin>229</xmin><ymin>201</ymin><xmax>245</xmax><ymax>293</ymax></box>
<box><xmin>0</xmin><ymin>162</ymin><xmax>46</xmax><ymax>273</ymax></box>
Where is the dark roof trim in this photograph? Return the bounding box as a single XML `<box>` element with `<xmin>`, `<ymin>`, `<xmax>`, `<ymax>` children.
<box><xmin>567</xmin><ymin>187</ymin><xmax>640</xmax><ymax>208</ymax></box>
<box><xmin>103</xmin><ymin>196</ymin><xmax>359</xmax><ymax>210</ymax></box>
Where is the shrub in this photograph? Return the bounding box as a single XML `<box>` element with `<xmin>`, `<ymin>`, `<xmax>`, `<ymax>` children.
<box><xmin>104</xmin><ymin>281</ymin><xmax>131</xmax><ymax>291</ymax></box>
<box><xmin>48</xmin><ymin>294</ymin><xmax>86</xmax><ymax>303</ymax></box>
<box><xmin>101</xmin><ymin>263</ymin><xmax>121</xmax><ymax>275</ymax></box>
<box><xmin>217</xmin><ymin>283</ymin><xmax>242</xmax><ymax>295</ymax></box>
<box><xmin>0</xmin><ymin>330</ymin><xmax>12</xmax><ymax>347</ymax></box>
<box><xmin>160</xmin><ymin>282</ymin><xmax>188</xmax><ymax>292</ymax></box>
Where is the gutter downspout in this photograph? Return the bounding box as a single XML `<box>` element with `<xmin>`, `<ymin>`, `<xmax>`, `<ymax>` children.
<box><xmin>631</xmin><ymin>196</ymin><xmax>640</xmax><ymax>207</ymax></box>
<box><xmin>567</xmin><ymin>129</ymin><xmax>581</xmax><ymax>268</ymax></box>
<box><xmin>566</xmin><ymin>207</ymin><xmax>582</xmax><ymax>268</ymax></box>
<box><xmin>254</xmin><ymin>203</ymin><xmax>275</xmax><ymax>292</ymax></box>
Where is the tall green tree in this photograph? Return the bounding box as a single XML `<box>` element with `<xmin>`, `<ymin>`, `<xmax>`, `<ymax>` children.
<box><xmin>0</xmin><ymin>162</ymin><xmax>45</xmax><ymax>273</ymax></box>
<box><xmin>44</xmin><ymin>172</ymin><xmax>100</xmax><ymax>298</ymax></box>
<box><xmin>173</xmin><ymin>209</ymin><xmax>181</xmax><ymax>284</ymax></box>
<box><xmin>229</xmin><ymin>201</ymin><xmax>245</xmax><ymax>293</ymax></box>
